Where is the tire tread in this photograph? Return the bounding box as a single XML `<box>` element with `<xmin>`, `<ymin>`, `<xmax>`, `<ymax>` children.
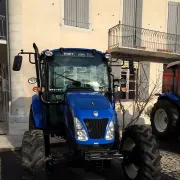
<box><xmin>122</xmin><ymin>125</ymin><xmax>161</xmax><ymax>180</ymax></box>
<box><xmin>22</xmin><ymin>129</ymin><xmax>45</xmax><ymax>179</ymax></box>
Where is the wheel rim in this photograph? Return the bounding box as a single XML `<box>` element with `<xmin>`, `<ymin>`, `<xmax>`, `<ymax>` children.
<box><xmin>122</xmin><ymin>138</ymin><xmax>140</xmax><ymax>179</ymax></box>
<box><xmin>154</xmin><ymin>109</ymin><xmax>168</xmax><ymax>133</ymax></box>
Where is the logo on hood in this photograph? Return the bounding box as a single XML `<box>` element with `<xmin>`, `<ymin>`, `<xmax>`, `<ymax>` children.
<box><xmin>93</xmin><ymin>111</ymin><xmax>98</xmax><ymax>117</ymax></box>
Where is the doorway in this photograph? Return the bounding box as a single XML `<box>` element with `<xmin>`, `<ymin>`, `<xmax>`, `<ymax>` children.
<box><xmin>0</xmin><ymin>44</ymin><xmax>9</xmax><ymax>135</ymax></box>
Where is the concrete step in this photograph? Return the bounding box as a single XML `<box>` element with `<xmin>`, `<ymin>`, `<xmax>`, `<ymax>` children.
<box><xmin>0</xmin><ymin>121</ymin><xmax>8</xmax><ymax>135</ymax></box>
<box><xmin>0</xmin><ymin>135</ymin><xmax>63</xmax><ymax>152</ymax></box>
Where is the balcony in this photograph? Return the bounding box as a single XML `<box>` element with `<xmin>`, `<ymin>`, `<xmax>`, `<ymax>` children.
<box><xmin>108</xmin><ymin>24</ymin><xmax>180</xmax><ymax>61</ymax></box>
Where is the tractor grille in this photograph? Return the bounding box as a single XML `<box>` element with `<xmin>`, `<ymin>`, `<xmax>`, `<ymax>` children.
<box><xmin>83</xmin><ymin>118</ymin><xmax>109</xmax><ymax>139</ymax></box>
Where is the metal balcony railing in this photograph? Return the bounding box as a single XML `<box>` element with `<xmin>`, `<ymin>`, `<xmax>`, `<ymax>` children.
<box><xmin>0</xmin><ymin>15</ymin><xmax>6</xmax><ymax>40</ymax></box>
<box><xmin>108</xmin><ymin>23</ymin><xmax>180</xmax><ymax>54</ymax></box>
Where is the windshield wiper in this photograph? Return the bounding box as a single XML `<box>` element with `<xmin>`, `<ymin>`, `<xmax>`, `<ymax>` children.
<box><xmin>55</xmin><ymin>72</ymin><xmax>81</xmax><ymax>86</ymax></box>
<box><xmin>55</xmin><ymin>70</ymin><xmax>70</xmax><ymax>80</ymax></box>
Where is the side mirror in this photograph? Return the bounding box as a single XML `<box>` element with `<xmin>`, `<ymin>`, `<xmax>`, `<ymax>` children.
<box><xmin>114</xmin><ymin>78</ymin><xmax>127</xmax><ymax>86</ymax></box>
<box><xmin>119</xmin><ymin>78</ymin><xmax>127</xmax><ymax>85</ymax></box>
<box><xmin>28</xmin><ymin>77</ymin><xmax>37</xmax><ymax>84</ymax></box>
<box><xmin>129</xmin><ymin>60</ymin><xmax>134</xmax><ymax>74</ymax></box>
<box><xmin>12</xmin><ymin>55</ymin><xmax>23</xmax><ymax>71</ymax></box>
<box><xmin>113</xmin><ymin>78</ymin><xmax>127</xmax><ymax>91</ymax></box>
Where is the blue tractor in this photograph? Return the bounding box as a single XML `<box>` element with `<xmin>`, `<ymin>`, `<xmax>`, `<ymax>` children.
<box><xmin>151</xmin><ymin>61</ymin><xmax>180</xmax><ymax>139</ymax></box>
<box><xmin>12</xmin><ymin>43</ymin><xmax>161</xmax><ymax>180</ymax></box>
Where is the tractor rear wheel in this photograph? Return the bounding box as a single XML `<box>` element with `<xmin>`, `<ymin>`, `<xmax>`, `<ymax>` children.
<box><xmin>120</xmin><ymin>125</ymin><xmax>161</xmax><ymax>180</ymax></box>
<box><xmin>150</xmin><ymin>100</ymin><xmax>179</xmax><ymax>139</ymax></box>
<box><xmin>22</xmin><ymin>130</ymin><xmax>46</xmax><ymax>180</ymax></box>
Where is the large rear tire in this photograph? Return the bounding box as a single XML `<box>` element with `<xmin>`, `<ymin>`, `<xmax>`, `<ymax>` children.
<box><xmin>120</xmin><ymin>125</ymin><xmax>161</xmax><ymax>180</ymax></box>
<box><xmin>22</xmin><ymin>130</ymin><xmax>46</xmax><ymax>180</ymax></box>
<box><xmin>150</xmin><ymin>100</ymin><xmax>179</xmax><ymax>139</ymax></box>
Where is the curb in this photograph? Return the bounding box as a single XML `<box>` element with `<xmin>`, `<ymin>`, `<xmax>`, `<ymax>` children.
<box><xmin>0</xmin><ymin>142</ymin><xmax>66</xmax><ymax>153</ymax></box>
<box><xmin>0</xmin><ymin>147</ymin><xmax>21</xmax><ymax>153</ymax></box>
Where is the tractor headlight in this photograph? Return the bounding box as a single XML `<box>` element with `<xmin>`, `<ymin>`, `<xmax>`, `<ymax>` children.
<box><xmin>105</xmin><ymin>118</ymin><xmax>115</xmax><ymax>140</ymax></box>
<box><xmin>74</xmin><ymin>117</ymin><xmax>88</xmax><ymax>141</ymax></box>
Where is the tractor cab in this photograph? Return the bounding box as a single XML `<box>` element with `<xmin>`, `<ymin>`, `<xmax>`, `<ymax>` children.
<box><xmin>41</xmin><ymin>48</ymin><xmax>111</xmax><ymax>102</ymax></box>
<box><xmin>13</xmin><ymin>45</ymin><xmax>129</xmax><ymax>132</ymax></box>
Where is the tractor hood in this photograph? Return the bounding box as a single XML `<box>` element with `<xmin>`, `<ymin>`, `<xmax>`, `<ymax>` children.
<box><xmin>66</xmin><ymin>92</ymin><xmax>114</xmax><ymax>118</ymax></box>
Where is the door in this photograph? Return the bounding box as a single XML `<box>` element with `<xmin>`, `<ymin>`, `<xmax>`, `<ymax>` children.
<box><xmin>0</xmin><ymin>63</ymin><xmax>9</xmax><ymax>135</ymax></box>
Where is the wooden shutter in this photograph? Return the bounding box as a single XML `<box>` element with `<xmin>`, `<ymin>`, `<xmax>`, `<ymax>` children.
<box><xmin>77</xmin><ymin>0</ymin><xmax>89</xmax><ymax>29</ymax></box>
<box><xmin>64</xmin><ymin>0</ymin><xmax>89</xmax><ymax>29</ymax></box>
<box><xmin>64</xmin><ymin>0</ymin><xmax>77</xmax><ymax>27</ymax></box>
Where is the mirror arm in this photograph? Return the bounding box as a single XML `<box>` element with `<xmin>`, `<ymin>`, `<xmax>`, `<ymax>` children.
<box><xmin>110</xmin><ymin>59</ymin><xmax>124</xmax><ymax>67</ymax></box>
<box><xmin>18</xmin><ymin>50</ymin><xmax>36</xmax><ymax>64</ymax></box>
<box><xmin>110</xmin><ymin>73</ymin><xmax>115</xmax><ymax>94</ymax></box>
<box><xmin>18</xmin><ymin>49</ymin><xmax>35</xmax><ymax>55</ymax></box>
<box><xmin>29</xmin><ymin>54</ymin><xmax>35</xmax><ymax>64</ymax></box>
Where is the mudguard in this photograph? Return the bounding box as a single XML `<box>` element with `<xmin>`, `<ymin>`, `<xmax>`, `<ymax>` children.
<box><xmin>158</xmin><ymin>92</ymin><xmax>180</xmax><ymax>108</ymax></box>
<box><xmin>31</xmin><ymin>94</ymin><xmax>46</xmax><ymax>128</ymax></box>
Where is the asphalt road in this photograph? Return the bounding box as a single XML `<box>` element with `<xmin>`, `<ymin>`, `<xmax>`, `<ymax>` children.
<box><xmin>0</xmin><ymin>140</ymin><xmax>180</xmax><ymax>180</ymax></box>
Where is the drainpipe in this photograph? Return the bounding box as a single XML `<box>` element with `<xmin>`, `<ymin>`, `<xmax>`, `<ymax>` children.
<box><xmin>133</xmin><ymin>0</ymin><xmax>137</xmax><ymax>46</ymax></box>
<box><xmin>172</xmin><ymin>67</ymin><xmax>176</xmax><ymax>92</ymax></box>
<box><xmin>5</xmin><ymin>0</ymin><xmax>12</xmax><ymax>113</ymax></box>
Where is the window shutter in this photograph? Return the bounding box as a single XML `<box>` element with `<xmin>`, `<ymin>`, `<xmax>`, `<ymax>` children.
<box><xmin>122</xmin><ymin>0</ymin><xmax>136</xmax><ymax>47</ymax></box>
<box><xmin>122</xmin><ymin>0</ymin><xmax>136</xmax><ymax>26</ymax></box>
<box><xmin>77</xmin><ymin>0</ymin><xmax>89</xmax><ymax>29</ymax></box>
<box><xmin>136</xmin><ymin>0</ymin><xmax>142</xmax><ymax>28</ymax></box>
<box><xmin>167</xmin><ymin>1</ymin><xmax>179</xmax><ymax>52</ymax></box>
<box><xmin>64</xmin><ymin>0</ymin><xmax>77</xmax><ymax>27</ymax></box>
<box><xmin>167</xmin><ymin>1</ymin><xmax>178</xmax><ymax>35</ymax></box>
<box><xmin>64</xmin><ymin>0</ymin><xmax>89</xmax><ymax>29</ymax></box>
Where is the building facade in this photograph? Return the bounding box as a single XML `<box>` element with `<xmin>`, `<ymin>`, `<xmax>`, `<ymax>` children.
<box><xmin>1</xmin><ymin>0</ymin><xmax>180</xmax><ymax>135</ymax></box>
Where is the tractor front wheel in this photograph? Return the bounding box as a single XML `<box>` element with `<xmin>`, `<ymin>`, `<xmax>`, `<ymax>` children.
<box><xmin>22</xmin><ymin>130</ymin><xmax>46</xmax><ymax>180</ymax></box>
<box><xmin>120</xmin><ymin>125</ymin><xmax>161</xmax><ymax>180</ymax></box>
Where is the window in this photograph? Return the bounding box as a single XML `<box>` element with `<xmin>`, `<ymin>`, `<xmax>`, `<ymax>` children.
<box><xmin>112</xmin><ymin>61</ymin><xmax>138</xmax><ymax>101</ymax></box>
<box><xmin>167</xmin><ymin>1</ymin><xmax>180</xmax><ymax>52</ymax></box>
<box><xmin>64</xmin><ymin>0</ymin><xmax>90</xmax><ymax>29</ymax></box>
<box><xmin>48</xmin><ymin>51</ymin><xmax>109</xmax><ymax>92</ymax></box>
<box><xmin>120</xmin><ymin>68</ymin><xmax>138</xmax><ymax>100</ymax></box>
<box><xmin>122</xmin><ymin>0</ymin><xmax>143</xmax><ymax>47</ymax></box>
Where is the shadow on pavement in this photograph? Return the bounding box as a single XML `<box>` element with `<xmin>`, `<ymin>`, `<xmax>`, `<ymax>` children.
<box><xmin>0</xmin><ymin>151</ymin><xmax>22</xmax><ymax>180</ymax></box>
<box><xmin>158</xmin><ymin>138</ymin><xmax>180</xmax><ymax>154</ymax></box>
<box><xmin>0</xmin><ymin>150</ymin><xmax>125</xmax><ymax>180</ymax></box>
<box><xmin>0</xmin><ymin>140</ymin><xmax>180</xmax><ymax>180</ymax></box>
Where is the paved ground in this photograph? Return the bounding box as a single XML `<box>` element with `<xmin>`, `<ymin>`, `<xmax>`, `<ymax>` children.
<box><xmin>159</xmin><ymin>139</ymin><xmax>180</xmax><ymax>180</ymax></box>
<box><xmin>0</xmin><ymin>140</ymin><xmax>180</xmax><ymax>180</ymax></box>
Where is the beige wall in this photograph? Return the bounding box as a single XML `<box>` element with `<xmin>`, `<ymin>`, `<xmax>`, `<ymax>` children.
<box><xmin>8</xmin><ymin>0</ymin><xmax>178</xmax><ymax>134</ymax></box>
<box><xmin>19</xmin><ymin>0</ymin><xmax>180</xmax><ymax>103</ymax></box>
<box><xmin>141</xmin><ymin>0</ymin><xmax>168</xmax><ymax>31</ymax></box>
<box><xmin>20</xmin><ymin>0</ymin><xmax>121</xmax><ymax>110</ymax></box>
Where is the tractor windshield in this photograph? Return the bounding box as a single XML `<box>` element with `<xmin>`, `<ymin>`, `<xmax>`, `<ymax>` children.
<box><xmin>48</xmin><ymin>51</ymin><xmax>109</xmax><ymax>92</ymax></box>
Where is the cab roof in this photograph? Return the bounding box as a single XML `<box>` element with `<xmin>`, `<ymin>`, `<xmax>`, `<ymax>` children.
<box><xmin>46</xmin><ymin>48</ymin><xmax>106</xmax><ymax>54</ymax></box>
<box><xmin>167</xmin><ymin>61</ymin><xmax>180</xmax><ymax>69</ymax></box>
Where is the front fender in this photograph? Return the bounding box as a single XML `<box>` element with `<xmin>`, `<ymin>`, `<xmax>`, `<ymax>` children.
<box><xmin>31</xmin><ymin>94</ymin><xmax>46</xmax><ymax>128</ymax></box>
<box><xmin>158</xmin><ymin>92</ymin><xmax>180</xmax><ymax>108</ymax></box>
<box><xmin>159</xmin><ymin>92</ymin><xmax>179</xmax><ymax>101</ymax></box>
